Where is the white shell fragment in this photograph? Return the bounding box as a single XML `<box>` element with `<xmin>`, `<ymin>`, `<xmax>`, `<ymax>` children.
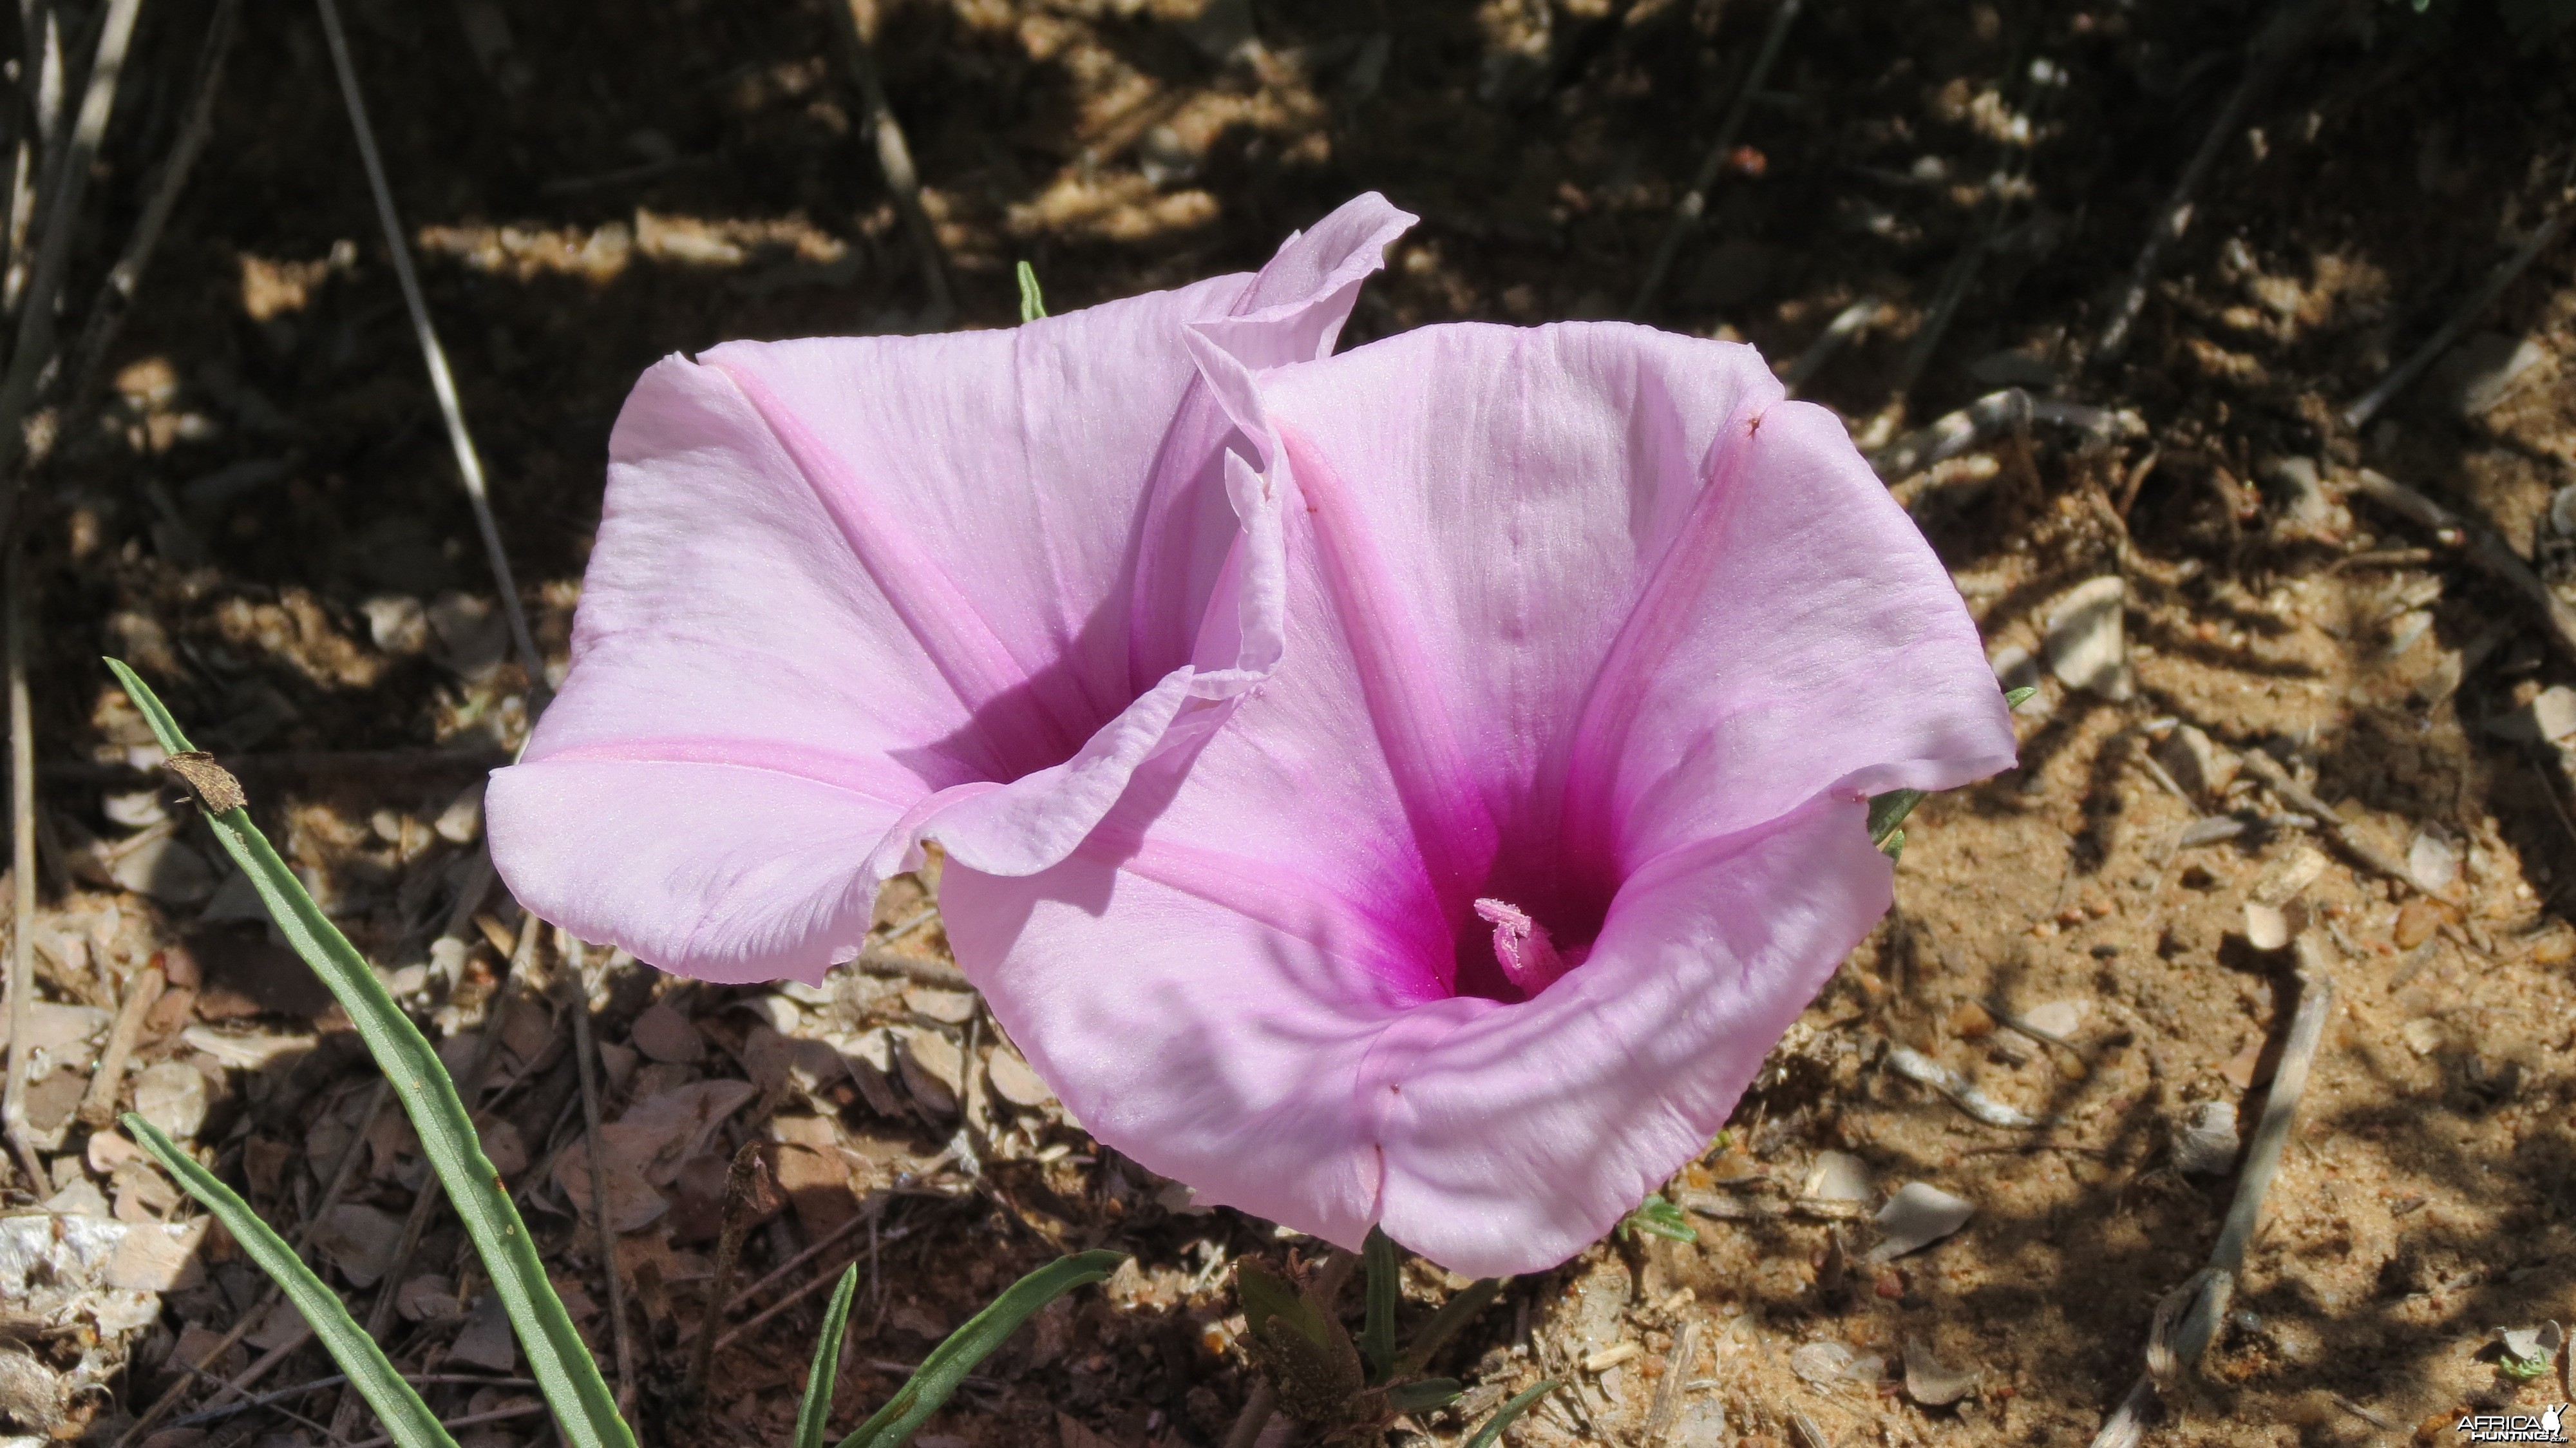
<box><xmin>1804</xmin><ymin>1150</ymin><xmax>1874</xmax><ymax>1203</ymax></box>
<box><xmin>1886</xmin><ymin>1045</ymin><xmax>2041</xmax><ymax>1128</ymax></box>
<box><xmin>2407</xmin><ymin>828</ymin><xmax>2459</xmax><ymax>893</ymax></box>
<box><xmin>1868</xmin><ymin>1182</ymin><xmax>1975</xmax><ymax>1263</ymax></box>
<box><xmin>2020</xmin><ymin>1000</ymin><xmax>2086</xmax><ymax>1040</ymax></box>
<box><xmin>2500</xmin><ymin>1322</ymin><xmax>2565</xmax><ymax>1367</ymax></box>
<box><xmin>131</xmin><ymin>1062</ymin><xmax>209</xmax><ymax>1141</ymax></box>
<box><xmin>1904</xmin><ymin>1338</ymin><xmax>1978</xmax><ymax>1405</ymax></box>
<box><xmin>2044</xmin><ymin>576</ymin><xmax>2129</xmax><ymax>699</ymax></box>
<box><xmin>1788</xmin><ymin>1341</ymin><xmax>1855</xmax><ymax>1386</ymax></box>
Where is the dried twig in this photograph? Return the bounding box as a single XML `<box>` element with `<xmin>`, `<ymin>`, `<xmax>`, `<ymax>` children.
<box><xmin>724</xmin><ymin>1204</ymin><xmax>878</xmax><ymax>1313</ymax></box>
<box><xmin>0</xmin><ymin>0</ymin><xmax>146</xmax><ymax>525</ymax></box>
<box><xmin>312</xmin><ymin>0</ymin><xmax>544</xmax><ymax>699</ymax></box>
<box><xmin>64</xmin><ymin>0</ymin><xmax>242</xmax><ymax>415</ymax></box>
<box><xmin>1628</xmin><ymin>0</ymin><xmax>1803</xmax><ymax>318</ymax></box>
<box><xmin>1779</xmin><ymin>296</ymin><xmax>1880</xmax><ymax>396</ymax></box>
<box><xmin>1870</xmin><ymin>388</ymin><xmax>2134</xmax><ymax>481</ymax></box>
<box><xmin>75</xmin><ymin>962</ymin><xmax>162</xmax><ymax>1127</ymax></box>
<box><xmin>3</xmin><ymin>555</ymin><xmax>38</xmax><ymax>1186</ymax></box>
<box><xmin>2093</xmin><ymin>0</ymin><xmax>2329</xmax><ymax>364</ymax></box>
<box><xmin>858</xmin><ymin>946</ymin><xmax>970</xmax><ymax>989</ymax></box>
<box><xmin>2233</xmin><ymin>747</ymin><xmax>2410</xmax><ymax>885</ymax></box>
<box><xmin>2344</xmin><ymin>466</ymin><xmax>2576</xmax><ymax>666</ymax></box>
<box><xmin>688</xmin><ymin>1140</ymin><xmax>775</xmax><ymax>1402</ymax></box>
<box><xmin>710</xmin><ymin>1239</ymin><xmax>870</xmax><ymax>1353</ymax></box>
<box><xmin>173</xmin><ymin>1375</ymin><xmax>538</xmax><ymax>1431</ymax></box>
<box><xmin>40</xmin><ymin>748</ymin><xmax>512</xmax><ymax>788</ymax></box>
<box><xmin>560</xmin><ymin>931</ymin><xmax>638</xmax><ymax>1414</ymax></box>
<box><xmin>826</xmin><ymin>0</ymin><xmax>953</xmax><ymax>323</ymax></box>
<box><xmin>343</xmin><ymin>1402</ymin><xmax>548</xmax><ymax>1448</ymax></box>
<box><xmin>2087</xmin><ymin>940</ymin><xmax>2332</xmax><ymax>1447</ymax></box>
<box><xmin>2342</xmin><ymin>164</ymin><xmax>2573</xmax><ymax>429</ymax></box>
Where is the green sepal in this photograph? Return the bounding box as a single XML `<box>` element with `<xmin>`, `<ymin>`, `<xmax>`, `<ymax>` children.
<box><xmin>1868</xmin><ymin>789</ymin><xmax>1923</xmax><ymax>850</ymax></box>
<box><xmin>2005</xmin><ymin>684</ymin><xmax>2038</xmax><ymax>710</ymax></box>
<box><xmin>1016</xmin><ymin>260</ymin><xmax>1046</xmax><ymax>323</ymax></box>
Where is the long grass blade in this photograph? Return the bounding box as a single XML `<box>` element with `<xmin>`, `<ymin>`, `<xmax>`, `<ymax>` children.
<box><xmin>1390</xmin><ymin>1277</ymin><xmax>1503</xmax><ymax>1379</ymax></box>
<box><xmin>835</xmin><ymin>1250</ymin><xmax>1124</xmax><ymax>1448</ymax></box>
<box><xmin>106</xmin><ymin>660</ymin><xmax>634</xmax><ymax>1448</ymax></box>
<box><xmin>793</xmin><ymin>1264</ymin><xmax>863</xmax><ymax>1448</ymax></box>
<box><xmin>126</xmin><ymin>1115</ymin><xmax>459</xmax><ymax>1448</ymax></box>
<box><xmin>1463</xmin><ymin>1380</ymin><xmax>1558</xmax><ymax>1448</ymax></box>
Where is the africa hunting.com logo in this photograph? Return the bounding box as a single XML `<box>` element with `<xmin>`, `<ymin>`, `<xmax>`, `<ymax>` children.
<box><xmin>2459</xmin><ymin>1404</ymin><xmax>2570</xmax><ymax>1443</ymax></box>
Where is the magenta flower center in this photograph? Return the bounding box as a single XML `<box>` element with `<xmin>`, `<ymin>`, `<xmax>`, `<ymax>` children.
<box><xmin>1447</xmin><ymin>864</ymin><xmax>1610</xmax><ymax>1004</ymax></box>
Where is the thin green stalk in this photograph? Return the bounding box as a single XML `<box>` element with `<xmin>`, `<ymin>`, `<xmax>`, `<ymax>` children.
<box><xmin>795</xmin><ymin>1266</ymin><xmax>864</xmax><ymax>1448</ymax></box>
<box><xmin>127</xmin><ymin>1115</ymin><xmax>458</xmax><ymax>1448</ymax></box>
<box><xmin>107</xmin><ymin>660</ymin><xmax>634</xmax><ymax>1448</ymax></box>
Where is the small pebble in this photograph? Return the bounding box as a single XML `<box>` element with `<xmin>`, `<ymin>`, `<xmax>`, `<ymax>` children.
<box><xmin>1947</xmin><ymin>1002</ymin><xmax>1994</xmax><ymax>1039</ymax></box>
<box><xmin>2394</xmin><ymin>899</ymin><xmax>2445</xmax><ymax>950</ymax></box>
<box><xmin>2021</xmin><ymin>1000</ymin><xmax>2085</xmax><ymax>1038</ymax></box>
<box><xmin>2407</xmin><ymin>829</ymin><xmax>2459</xmax><ymax>894</ymax></box>
<box><xmin>2401</xmin><ymin>1018</ymin><xmax>2444</xmax><ymax>1056</ymax></box>
<box><xmin>132</xmin><ymin>1062</ymin><xmax>208</xmax><ymax>1140</ymax></box>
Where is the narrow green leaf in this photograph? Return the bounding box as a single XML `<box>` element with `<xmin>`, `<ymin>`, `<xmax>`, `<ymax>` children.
<box><xmin>126</xmin><ymin>1114</ymin><xmax>459</xmax><ymax>1448</ymax></box>
<box><xmin>795</xmin><ymin>1265</ymin><xmax>864</xmax><ymax>1448</ymax></box>
<box><xmin>1358</xmin><ymin>1227</ymin><xmax>1400</xmax><ymax>1383</ymax></box>
<box><xmin>1463</xmin><ymin>1380</ymin><xmax>1558</xmax><ymax>1448</ymax></box>
<box><xmin>1385</xmin><ymin>1378</ymin><xmax>1461</xmax><ymax>1413</ymax></box>
<box><xmin>1883</xmin><ymin>828</ymin><xmax>1905</xmax><ymax>862</ymax></box>
<box><xmin>1866</xmin><ymin>789</ymin><xmax>1923</xmax><ymax>849</ymax></box>
<box><xmin>1237</xmin><ymin>1259</ymin><xmax>1336</xmax><ymax>1353</ymax></box>
<box><xmin>105</xmin><ymin>660</ymin><xmax>634</xmax><ymax>1448</ymax></box>
<box><xmin>2005</xmin><ymin>684</ymin><xmax>2038</xmax><ymax>710</ymax></box>
<box><xmin>1016</xmin><ymin>260</ymin><xmax>1046</xmax><ymax>323</ymax></box>
<box><xmin>836</xmin><ymin>1250</ymin><xmax>1123</xmax><ymax>1448</ymax></box>
<box><xmin>1390</xmin><ymin>1277</ymin><xmax>1502</xmax><ymax>1379</ymax></box>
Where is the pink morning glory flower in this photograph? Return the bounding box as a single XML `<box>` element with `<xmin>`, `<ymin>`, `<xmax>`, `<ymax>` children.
<box><xmin>487</xmin><ymin>196</ymin><xmax>1414</xmax><ymax>982</ymax></box>
<box><xmin>940</xmin><ymin>321</ymin><xmax>2018</xmax><ymax>1277</ymax></box>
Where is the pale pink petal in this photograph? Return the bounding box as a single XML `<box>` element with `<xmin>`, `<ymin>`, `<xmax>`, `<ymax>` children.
<box><xmin>489</xmin><ymin>197</ymin><xmax>1414</xmax><ymax>981</ymax></box>
<box><xmin>1366</xmin><ymin>800</ymin><xmax>1888</xmax><ymax>1275</ymax></box>
<box><xmin>947</xmin><ymin>795</ymin><xmax>1888</xmax><ymax>1275</ymax></box>
<box><xmin>1246</xmin><ymin>321</ymin><xmax>2016</xmax><ymax>875</ymax></box>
